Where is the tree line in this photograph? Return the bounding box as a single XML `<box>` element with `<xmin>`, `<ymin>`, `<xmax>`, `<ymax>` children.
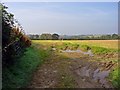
<box><xmin>28</xmin><ymin>33</ymin><xmax>120</xmax><ymax>40</ymax></box>
<box><xmin>28</xmin><ymin>33</ymin><xmax>60</xmax><ymax>40</ymax></box>
<box><xmin>61</xmin><ymin>34</ymin><xmax>120</xmax><ymax>40</ymax></box>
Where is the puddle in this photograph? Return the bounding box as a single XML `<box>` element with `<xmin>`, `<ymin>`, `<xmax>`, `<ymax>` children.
<box><xmin>79</xmin><ymin>66</ymin><xmax>91</xmax><ymax>77</ymax></box>
<box><xmin>93</xmin><ymin>68</ymin><xmax>111</xmax><ymax>88</ymax></box>
<box><xmin>76</xmin><ymin>67</ymin><xmax>111</xmax><ymax>88</ymax></box>
<box><xmin>75</xmin><ymin>62</ymin><xmax>114</xmax><ymax>88</ymax></box>
<box><xmin>93</xmin><ymin>69</ymin><xmax>110</xmax><ymax>80</ymax></box>
<box><xmin>62</xmin><ymin>50</ymin><xmax>94</xmax><ymax>56</ymax></box>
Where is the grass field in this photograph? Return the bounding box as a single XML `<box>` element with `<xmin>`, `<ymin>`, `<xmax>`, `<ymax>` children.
<box><xmin>3</xmin><ymin>40</ymin><xmax>119</xmax><ymax>88</ymax></box>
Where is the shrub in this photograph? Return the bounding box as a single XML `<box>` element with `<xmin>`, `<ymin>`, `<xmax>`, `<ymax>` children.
<box><xmin>1</xmin><ymin>4</ymin><xmax>31</xmax><ymax>67</ymax></box>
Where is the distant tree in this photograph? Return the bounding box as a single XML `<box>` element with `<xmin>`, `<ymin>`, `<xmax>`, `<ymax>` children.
<box><xmin>27</xmin><ymin>34</ymin><xmax>33</xmax><ymax>39</ymax></box>
<box><xmin>28</xmin><ymin>34</ymin><xmax>40</xmax><ymax>39</ymax></box>
<box><xmin>85</xmin><ymin>36</ymin><xmax>90</xmax><ymax>40</ymax></box>
<box><xmin>106</xmin><ymin>35</ymin><xmax>112</xmax><ymax>40</ymax></box>
<box><xmin>112</xmin><ymin>34</ymin><xmax>118</xmax><ymax>39</ymax></box>
<box><xmin>34</xmin><ymin>34</ymin><xmax>39</xmax><ymax>39</ymax></box>
<box><xmin>90</xmin><ymin>36</ymin><xmax>94</xmax><ymax>40</ymax></box>
<box><xmin>118</xmin><ymin>34</ymin><xmax>120</xmax><ymax>39</ymax></box>
<box><xmin>40</xmin><ymin>33</ymin><xmax>52</xmax><ymax>40</ymax></box>
<box><xmin>101</xmin><ymin>35</ymin><xmax>105</xmax><ymax>40</ymax></box>
<box><xmin>52</xmin><ymin>33</ymin><xmax>59</xmax><ymax>40</ymax></box>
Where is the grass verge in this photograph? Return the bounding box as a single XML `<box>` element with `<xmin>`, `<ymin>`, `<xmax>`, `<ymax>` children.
<box><xmin>109</xmin><ymin>65</ymin><xmax>120</xmax><ymax>88</ymax></box>
<box><xmin>2</xmin><ymin>45</ymin><xmax>49</xmax><ymax>88</ymax></box>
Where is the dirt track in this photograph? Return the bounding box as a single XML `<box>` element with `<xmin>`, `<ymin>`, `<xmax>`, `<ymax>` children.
<box><xmin>28</xmin><ymin>49</ymin><xmax>115</xmax><ymax>88</ymax></box>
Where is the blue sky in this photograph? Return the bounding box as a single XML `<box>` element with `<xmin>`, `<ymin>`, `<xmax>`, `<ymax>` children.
<box><xmin>5</xmin><ymin>2</ymin><xmax>118</xmax><ymax>35</ymax></box>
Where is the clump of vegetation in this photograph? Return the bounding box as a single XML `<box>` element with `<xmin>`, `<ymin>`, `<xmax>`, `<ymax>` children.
<box><xmin>79</xmin><ymin>44</ymin><xmax>117</xmax><ymax>55</ymax></box>
<box><xmin>80</xmin><ymin>45</ymin><xmax>90</xmax><ymax>51</ymax></box>
<box><xmin>56</xmin><ymin>42</ymin><xmax>80</xmax><ymax>50</ymax></box>
<box><xmin>91</xmin><ymin>46</ymin><xmax>111</xmax><ymax>54</ymax></box>
<box><xmin>2</xmin><ymin>45</ymin><xmax>50</xmax><ymax>88</ymax></box>
<box><xmin>109</xmin><ymin>66</ymin><xmax>120</xmax><ymax>88</ymax></box>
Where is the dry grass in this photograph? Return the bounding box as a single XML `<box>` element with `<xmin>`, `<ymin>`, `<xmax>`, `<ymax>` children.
<box><xmin>32</xmin><ymin>40</ymin><xmax>118</xmax><ymax>49</ymax></box>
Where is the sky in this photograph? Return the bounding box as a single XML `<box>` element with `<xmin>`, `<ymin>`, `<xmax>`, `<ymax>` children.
<box><xmin>4</xmin><ymin>2</ymin><xmax>118</xmax><ymax>35</ymax></box>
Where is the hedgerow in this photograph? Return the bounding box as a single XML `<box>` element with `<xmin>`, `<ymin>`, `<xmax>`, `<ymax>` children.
<box><xmin>1</xmin><ymin>4</ymin><xmax>31</xmax><ymax>67</ymax></box>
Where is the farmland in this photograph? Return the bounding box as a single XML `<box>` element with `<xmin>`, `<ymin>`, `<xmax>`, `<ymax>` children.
<box><xmin>27</xmin><ymin>40</ymin><xmax>119</xmax><ymax>88</ymax></box>
<box><xmin>3</xmin><ymin>40</ymin><xmax>119</xmax><ymax>88</ymax></box>
<box><xmin>33</xmin><ymin>40</ymin><xmax>118</xmax><ymax>49</ymax></box>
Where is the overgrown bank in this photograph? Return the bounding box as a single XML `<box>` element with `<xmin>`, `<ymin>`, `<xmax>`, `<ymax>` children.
<box><xmin>2</xmin><ymin>44</ymin><xmax>49</xmax><ymax>88</ymax></box>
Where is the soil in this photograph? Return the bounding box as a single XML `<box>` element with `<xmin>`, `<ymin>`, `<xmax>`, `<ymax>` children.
<box><xmin>28</xmin><ymin>48</ymin><xmax>116</xmax><ymax>88</ymax></box>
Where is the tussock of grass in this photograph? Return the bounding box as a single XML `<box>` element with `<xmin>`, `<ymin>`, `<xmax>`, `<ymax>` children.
<box><xmin>3</xmin><ymin>45</ymin><xmax>49</xmax><ymax>88</ymax></box>
<box><xmin>91</xmin><ymin>46</ymin><xmax>111</xmax><ymax>54</ymax></box>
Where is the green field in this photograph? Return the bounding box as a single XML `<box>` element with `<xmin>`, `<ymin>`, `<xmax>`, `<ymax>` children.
<box><xmin>3</xmin><ymin>40</ymin><xmax>119</xmax><ymax>88</ymax></box>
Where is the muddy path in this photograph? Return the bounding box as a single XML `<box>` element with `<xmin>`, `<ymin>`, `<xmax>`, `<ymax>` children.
<box><xmin>28</xmin><ymin>48</ymin><xmax>116</xmax><ymax>88</ymax></box>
